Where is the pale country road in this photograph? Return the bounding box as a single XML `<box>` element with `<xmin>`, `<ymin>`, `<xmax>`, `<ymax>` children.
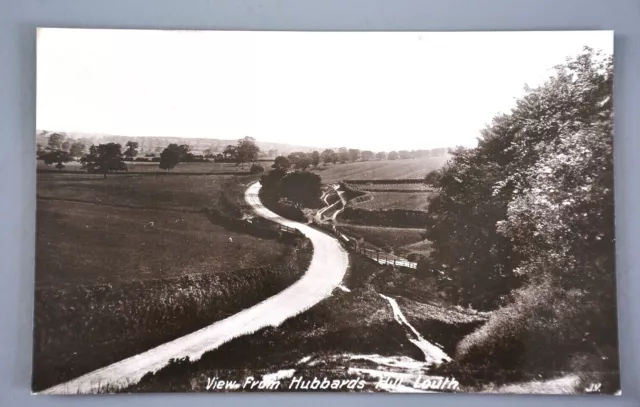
<box><xmin>40</xmin><ymin>181</ymin><xmax>349</xmax><ymax>394</ymax></box>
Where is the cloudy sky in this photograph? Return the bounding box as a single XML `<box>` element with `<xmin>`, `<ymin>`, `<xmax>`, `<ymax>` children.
<box><xmin>37</xmin><ymin>29</ymin><xmax>613</xmax><ymax>151</ymax></box>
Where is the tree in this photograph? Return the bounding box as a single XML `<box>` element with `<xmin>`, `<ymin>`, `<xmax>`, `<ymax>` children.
<box><xmin>272</xmin><ymin>155</ymin><xmax>291</xmax><ymax>171</ymax></box>
<box><xmin>398</xmin><ymin>150</ymin><xmax>411</xmax><ymax>159</ymax></box>
<box><xmin>42</xmin><ymin>150</ymin><xmax>72</xmax><ymax>171</ymax></box>
<box><xmin>159</xmin><ymin>144</ymin><xmax>183</xmax><ymax>171</ymax></box>
<box><xmin>280</xmin><ymin>171</ymin><xmax>323</xmax><ymax>208</ymax></box>
<box><xmin>81</xmin><ymin>143</ymin><xmax>127</xmax><ymax>178</ymax></box>
<box><xmin>236</xmin><ymin>136</ymin><xmax>260</xmax><ymax>168</ymax></box>
<box><xmin>321</xmin><ymin>149</ymin><xmax>336</xmax><ymax>165</ymax></box>
<box><xmin>361</xmin><ymin>150</ymin><xmax>374</xmax><ymax>161</ymax></box>
<box><xmin>69</xmin><ymin>142</ymin><xmax>86</xmax><ymax>157</ymax></box>
<box><xmin>61</xmin><ymin>140</ymin><xmax>72</xmax><ymax>152</ymax></box>
<box><xmin>311</xmin><ymin>151</ymin><xmax>321</xmax><ymax>168</ymax></box>
<box><xmin>338</xmin><ymin>147</ymin><xmax>350</xmax><ymax>164</ymax></box>
<box><xmin>348</xmin><ymin>149</ymin><xmax>360</xmax><ymax>162</ymax></box>
<box><xmin>387</xmin><ymin>151</ymin><xmax>399</xmax><ymax>160</ymax></box>
<box><xmin>47</xmin><ymin>133</ymin><xmax>65</xmax><ymax>150</ymax></box>
<box><xmin>36</xmin><ymin>143</ymin><xmax>45</xmax><ymax>156</ymax></box>
<box><xmin>223</xmin><ymin>145</ymin><xmax>237</xmax><ymax>160</ymax></box>
<box><xmin>375</xmin><ymin>151</ymin><xmax>387</xmax><ymax>160</ymax></box>
<box><xmin>424</xmin><ymin>169</ymin><xmax>441</xmax><ymax>186</ymax></box>
<box><xmin>124</xmin><ymin>141</ymin><xmax>139</xmax><ymax>161</ymax></box>
<box><xmin>287</xmin><ymin>152</ymin><xmax>312</xmax><ymax>170</ymax></box>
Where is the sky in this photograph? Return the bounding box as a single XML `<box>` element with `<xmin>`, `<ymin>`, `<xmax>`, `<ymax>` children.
<box><xmin>36</xmin><ymin>29</ymin><xmax>613</xmax><ymax>151</ymax></box>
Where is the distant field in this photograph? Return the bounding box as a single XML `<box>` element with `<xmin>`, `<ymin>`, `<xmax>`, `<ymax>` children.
<box><xmin>36</xmin><ymin>172</ymin><xmax>278</xmax><ymax>288</ymax></box>
<box><xmin>353</xmin><ymin>191</ymin><xmax>434</xmax><ymax>211</ymax></box>
<box><xmin>37</xmin><ymin>173</ymin><xmax>255</xmax><ymax>212</ymax></box>
<box><xmin>312</xmin><ymin>155</ymin><xmax>450</xmax><ymax>183</ymax></box>
<box><xmin>36</xmin><ymin>160</ymin><xmax>273</xmax><ymax>173</ymax></box>
<box><xmin>338</xmin><ymin>225</ymin><xmax>425</xmax><ymax>251</ymax></box>
<box><xmin>353</xmin><ymin>183</ymin><xmax>435</xmax><ymax>192</ymax></box>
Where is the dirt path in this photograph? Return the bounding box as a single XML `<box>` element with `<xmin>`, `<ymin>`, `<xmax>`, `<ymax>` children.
<box><xmin>379</xmin><ymin>293</ymin><xmax>451</xmax><ymax>365</ymax></box>
<box><xmin>40</xmin><ymin>181</ymin><xmax>349</xmax><ymax>395</ymax></box>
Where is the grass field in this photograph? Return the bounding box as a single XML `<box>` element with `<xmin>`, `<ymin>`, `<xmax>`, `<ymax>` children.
<box><xmin>36</xmin><ymin>200</ymin><xmax>286</xmax><ymax>289</ymax></box>
<box><xmin>352</xmin><ymin>183</ymin><xmax>435</xmax><ymax>192</ymax></box>
<box><xmin>338</xmin><ymin>225</ymin><xmax>425</xmax><ymax>252</ymax></box>
<box><xmin>352</xmin><ymin>191</ymin><xmax>434</xmax><ymax>211</ymax></box>
<box><xmin>37</xmin><ymin>173</ymin><xmax>255</xmax><ymax>212</ymax></box>
<box><xmin>33</xmin><ymin>171</ymin><xmax>304</xmax><ymax>390</ymax></box>
<box><xmin>312</xmin><ymin>155</ymin><xmax>450</xmax><ymax>183</ymax></box>
<box><xmin>37</xmin><ymin>160</ymin><xmax>273</xmax><ymax>173</ymax></box>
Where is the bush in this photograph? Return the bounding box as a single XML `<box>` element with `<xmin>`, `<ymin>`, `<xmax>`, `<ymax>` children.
<box><xmin>249</xmin><ymin>164</ymin><xmax>265</xmax><ymax>174</ymax></box>
<box><xmin>454</xmin><ymin>280</ymin><xmax>619</xmax><ymax>387</ymax></box>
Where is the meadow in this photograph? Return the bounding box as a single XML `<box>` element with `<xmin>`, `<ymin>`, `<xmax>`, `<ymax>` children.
<box><xmin>33</xmin><ymin>171</ymin><xmax>308</xmax><ymax>390</ymax></box>
<box><xmin>312</xmin><ymin>155</ymin><xmax>450</xmax><ymax>183</ymax></box>
<box><xmin>37</xmin><ymin>159</ymin><xmax>274</xmax><ymax>174</ymax></box>
<box><xmin>352</xmin><ymin>191</ymin><xmax>434</xmax><ymax>211</ymax></box>
<box><xmin>337</xmin><ymin>225</ymin><xmax>425</xmax><ymax>252</ymax></box>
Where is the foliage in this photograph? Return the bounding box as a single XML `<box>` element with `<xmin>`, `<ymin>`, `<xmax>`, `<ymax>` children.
<box><xmin>69</xmin><ymin>141</ymin><xmax>86</xmax><ymax>157</ymax></box>
<box><xmin>159</xmin><ymin>144</ymin><xmax>183</xmax><ymax>170</ymax></box>
<box><xmin>387</xmin><ymin>151</ymin><xmax>399</xmax><ymax>160</ymax></box>
<box><xmin>311</xmin><ymin>150</ymin><xmax>321</xmax><ymax>167</ymax></box>
<box><xmin>47</xmin><ymin>133</ymin><xmax>65</xmax><ymax>150</ymax></box>
<box><xmin>236</xmin><ymin>136</ymin><xmax>260</xmax><ymax>167</ymax></box>
<box><xmin>41</xmin><ymin>150</ymin><xmax>73</xmax><ymax>171</ymax></box>
<box><xmin>348</xmin><ymin>148</ymin><xmax>360</xmax><ymax>162</ymax></box>
<box><xmin>272</xmin><ymin>156</ymin><xmax>291</xmax><ymax>171</ymax></box>
<box><xmin>280</xmin><ymin>171</ymin><xmax>323</xmax><ymax>208</ymax></box>
<box><xmin>422</xmin><ymin>48</ymin><xmax>616</xmax><ymax>377</ymax></box>
<box><xmin>80</xmin><ymin>143</ymin><xmax>127</xmax><ymax>178</ymax></box>
<box><xmin>124</xmin><ymin>141</ymin><xmax>139</xmax><ymax>160</ymax></box>
<box><xmin>249</xmin><ymin>163</ymin><xmax>265</xmax><ymax>174</ymax></box>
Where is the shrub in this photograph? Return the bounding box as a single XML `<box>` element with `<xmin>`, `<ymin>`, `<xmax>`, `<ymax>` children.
<box><xmin>454</xmin><ymin>279</ymin><xmax>619</xmax><ymax>387</ymax></box>
<box><xmin>249</xmin><ymin>164</ymin><xmax>265</xmax><ymax>174</ymax></box>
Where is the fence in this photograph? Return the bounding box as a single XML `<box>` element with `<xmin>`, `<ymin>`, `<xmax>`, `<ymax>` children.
<box><xmin>310</xmin><ymin>219</ymin><xmax>417</xmax><ymax>270</ymax></box>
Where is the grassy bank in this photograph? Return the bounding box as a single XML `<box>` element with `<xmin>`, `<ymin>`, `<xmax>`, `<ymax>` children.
<box><xmin>32</xmin><ymin>238</ymin><xmax>312</xmax><ymax>391</ymax></box>
<box><xmin>125</xmin><ymin>255</ymin><xmax>482</xmax><ymax>393</ymax></box>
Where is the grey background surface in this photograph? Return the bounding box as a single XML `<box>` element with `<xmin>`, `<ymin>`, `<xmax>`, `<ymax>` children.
<box><xmin>1</xmin><ymin>0</ymin><xmax>639</xmax><ymax>405</ymax></box>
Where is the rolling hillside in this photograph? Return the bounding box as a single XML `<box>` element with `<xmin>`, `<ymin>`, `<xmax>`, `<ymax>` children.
<box><xmin>312</xmin><ymin>155</ymin><xmax>451</xmax><ymax>183</ymax></box>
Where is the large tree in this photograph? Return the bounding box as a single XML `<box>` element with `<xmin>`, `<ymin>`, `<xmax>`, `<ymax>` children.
<box><xmin>375</xmin><ymin>151</ymin><xmax>387</xmax><ymax>160</ymax></box>
<box><xmin>387</xmin><ymin>151</ymin><xmax>399</xmax><ymax>160</ymax></box>
<box><xmin>42</xmin><ymin>150</ymin><xmax>72</xmax><ymax>171</ymax></box>
<box><xmin>159</xmin><ymin>144</ymin><xmax>183</xmax><ymax>171</ymax></box>
<box><xmin>81</xmin><ymin>143</ymin><xmax>127</xmax><ymax>178</ymax></box>
<box><xmin>47</xmin><ymin>133</ymin><xmax>65</xmax><ymax>150</ymax></box>
<box><xmin>361</xmin><ymin>150</ymin><xmax>374</xmax><ymax>161</ymax></box>
<box><xmin>69</xmin><ymin>142</ymin><xmax>86</xmax><ymax>157</ymax></box>
<box><xmin>310</xmin><ymin>151</ymin><xmax>321</xmax><ymax>168</ymax></box>
<box><xmin>272</xmin><ymin>155</ymin><xmax>291</xmax><ymax>171</ymax></box>
<box><xmin>348</xmin><ymin>148</ymin><xmax>360</xmax><ymax>162</ymax></box>
<box><xmin>338</xmin><ymin>147</ymin><xmax>350</xmax><ymax>164</ymax></box>
<box><xmin>280</xmin><ymin>171</ymin><xmax>323</xmax><ymax>208</ymax></box>
<box><xmin>321</xmin><ymin>149</ymin><xmax>336</xmax><ymax>165</ymax></box>
<box><xmin>236</xmin><ymin>136</ymin><xmax>260</xmax><ymax>168</ymax></box>
<box><xmin>124</xmin><ymin>141</ymin><xmax>139</xmax><ymax>161</ymax></box>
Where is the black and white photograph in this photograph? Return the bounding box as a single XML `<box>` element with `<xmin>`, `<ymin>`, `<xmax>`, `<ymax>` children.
<box><xmin>32</xmin><ymin>28</ymin><xmax>618</xmax><ymax>395</ymax></box>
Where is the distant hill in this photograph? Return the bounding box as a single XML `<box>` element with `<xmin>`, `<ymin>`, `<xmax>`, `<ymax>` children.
<box><xmin>35</xmin><ymin>131</ymin><xmax>323</xmax><ymax>156</ymax></box>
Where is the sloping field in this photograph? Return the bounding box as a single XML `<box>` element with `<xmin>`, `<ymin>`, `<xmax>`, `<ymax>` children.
<box><xmin>37</xmin><ymin>173</ymin><xmax>254</xmax><ymax>212</ymax></box>
<box><xmin>36</xmin><ymin>200</ymin><xmax>287</xmax><ymax>289</ymax></box>
<box><xmin>312</xmin><ymin>155</ymin><xmax>450</xmax><ymax>183</ymax></box>
<box><xmin>353</xmin><ymin>191</ymin><xmax>434</xmax><ymax>211</ymax></box>
<box><xmin>338</xmin><ymin>225</ymin><xmax>425</xmax><ymax>251</ymax></box>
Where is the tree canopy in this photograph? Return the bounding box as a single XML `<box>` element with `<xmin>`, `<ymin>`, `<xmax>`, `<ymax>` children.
<box><xmin>80</xmin><ymin>143</ymin><xmax>128</xmax><ymax>178</ymax></box>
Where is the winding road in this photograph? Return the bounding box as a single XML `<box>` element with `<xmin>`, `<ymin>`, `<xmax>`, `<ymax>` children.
<box><xmin>40</xmin><ymin>181</ymin><xmax>349</xmax><ymax>395</ymax></box>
